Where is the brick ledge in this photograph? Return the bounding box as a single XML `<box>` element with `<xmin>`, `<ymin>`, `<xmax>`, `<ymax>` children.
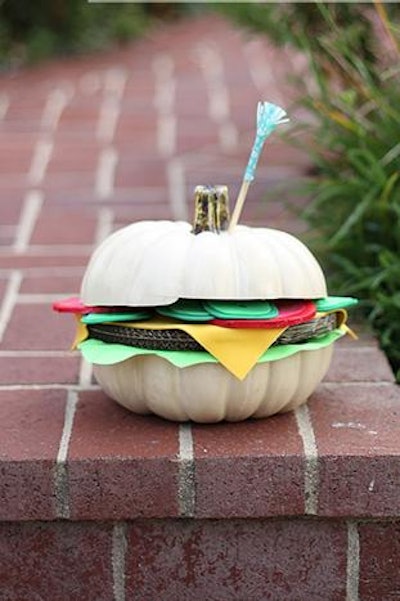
<box><xmin>0</xmin><ymin>334</ymin><xmax>398</xmax><ymax>522</ymax></box>
<box><xmin>0</xmin><ymin>517</ymin><xmax>399</xmax><ymax>601</ymax></box>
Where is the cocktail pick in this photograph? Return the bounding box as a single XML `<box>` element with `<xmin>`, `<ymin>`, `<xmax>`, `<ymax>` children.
<box><xmin>229</xmin><ymin>101</ymin><xmax>289</xmax><ymax>232</ymax></box>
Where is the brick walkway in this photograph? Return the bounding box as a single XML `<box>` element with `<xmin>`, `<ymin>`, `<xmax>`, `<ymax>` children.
<box><xmin>0</xmin><ymin>14</ymin><xmax>309</xmax><ymax>387</ymax></box>
<box><xmin>0</xmin><ymin>13</ymin><xmax>399</xmax><ymax>601</ymax></box>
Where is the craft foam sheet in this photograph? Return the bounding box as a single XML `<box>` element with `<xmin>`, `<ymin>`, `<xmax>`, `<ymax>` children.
<box><xmin>79</xmin><ymin>328</ymin><xmax>345</xmax><ymax>380</ymax></box>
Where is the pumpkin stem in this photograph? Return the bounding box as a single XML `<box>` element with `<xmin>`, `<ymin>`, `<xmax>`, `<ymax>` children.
<box><xmin>192</xmin><ymin>185</ymin><xmax>230</xmax><ymax>235</ymax></box>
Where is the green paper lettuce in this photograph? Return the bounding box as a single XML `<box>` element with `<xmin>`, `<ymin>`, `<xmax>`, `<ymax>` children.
<box><xmin>78</xmin><ymin>328</ymin><xmax>345</xmax><ymax>368</ymax></box>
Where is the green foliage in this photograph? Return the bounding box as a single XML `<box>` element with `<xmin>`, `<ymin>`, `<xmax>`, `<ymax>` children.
<box><xmin>0</xmin><ymin>0</ymin><xmax>150</xmax><ymax>67</ymax></box>
<box><xmin>218</xmin><ymin>2</ymin><xmax>400</xmax><ymax>379</ymax></box>
<box><xmin>215</xmin><ymin>2</ymin><xmax>376</xmax><ymax>66</ymax></box>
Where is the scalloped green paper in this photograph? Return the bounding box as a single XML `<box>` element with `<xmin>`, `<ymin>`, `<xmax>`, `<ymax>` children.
<box><xmin>78</xmin><ymin>327</ymin><xmax>345</xmax><ymax>368</ymax></box>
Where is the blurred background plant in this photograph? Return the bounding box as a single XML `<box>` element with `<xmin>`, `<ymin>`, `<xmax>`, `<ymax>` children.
<box><xmin>0</xmin><ymin>0</ymin><xmax>162</xmax><ymax>68</ymax></box>
<box><xmin>217</xmin><ymin>1</ymin><xmax>400</xmax><ymax>380</ymax></box>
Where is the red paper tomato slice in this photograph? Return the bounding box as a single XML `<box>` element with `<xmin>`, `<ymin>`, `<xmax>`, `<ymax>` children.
<box><xmin>210</xmin><ymin>300</ymin><xmax>316</xmax><ymax>329</ymax></box>
<box><xmin>52</xmin><ymin>296</ymin><xmax>95</xmax><ymax>314</ymax></box>
<box><xmin>52</xmin><ymin>297</ymin><xmax>138</xmax><ymax>315</ymax></box>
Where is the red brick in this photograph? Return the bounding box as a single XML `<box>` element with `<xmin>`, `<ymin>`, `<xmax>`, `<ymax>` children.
<box><xmin>193</xmin><ymin>414</ymin><xmax>306</xmax><ymax>518</ymax></box>
<box><xmin>43</xmin><ymin>172</ymin><xmax>95</xmax><ymax>193</ymax></box>
<box><xmin>326</xmin><ymin>346</ymin><xmax>394</xmax><ymax>383</ymax></box>
<box><xmin>30</xmin><ymin>206</ymin><xmax>97</xmax><ymax>245</ymax></box>
<box><xmin>0</xmin><ymin>254</ymin><xmax>89</xmax><ymax>270</ymax></box>
<box><xmin>330</xmin><ymin>327</ymin><xmax>380</xmax><ymax>348</ymax></box>
<box><xmin>115</xmin><ymin>159</ymin><xmax>167</xmax><ymax>188</ymax></box>
<box><xmin>0</xmin><ymin>389</ymin><xmax>66</xmax><ymax>520</ymax></box>
<box><xmin>0</xmin><ymin>189</ymin><xmax>24</xmax><ymax>225</ymax></box>
<box><xmin>43</xmin><ymin>188</ymin><xmax>98</xmax><ymax>205</ymax></box>
<box><xmin>0</xmin><ymin>278</ymin><xmax>7</xmax><ymax>303</ymax></box>
<box><xmin>0</xmin><ymin>228</ymin><xmax>15</xmax><ymax>246</ymax></box>
<box><xmin>2</xmin><ymin>101</ymin><xmax>44</xmax><ymax>131</ymax></box>
<box><xmin>114</xmin><ymin>202</ymin><xmax>172</xmax><ymax>223</ymax></box>
<box><xmin>0</xmin><ymin>521</ymin><xmax>114</xmax><ymax>601</ymax></box>
<box><xmin>58</xmin><ymin>103</ymin><xmax>98</xmax><ymax>134</ymax></box>
<box><xmin>20</xmin><ymin>274</ymin><xmax>82</xmax><ymax>294</ymax></box>
<box><xmin>67</xmin><ymin>391</ymin><xmax>180</xmax><ymax>519</ymax></box>
<box><xmin>111</xmin><ymin>187</ymin><xmax>168</xmax><ymax>205</ymax></box>
<box><xmin>115</xmin><ymin>114</ymin><xmax>157</xmax><ymax>134</ymax></box>
<box><xmin>358</xmin><ymin>521</ymin><xmax>400</xmax><ymax>600</ymax></box>
<box><xmin>125</xmin><ymin>518</ymin><xmax>347</xmax><ymax>601</ymax></box>
<box><xmin>174</xmin><ymin>98</ymin><xmax>209</xmax><ymax>120</ymax></box>
<box><xmin>48</xmin><ymin>142</ymin><xmax>99</xmax><ymax>173</ymax></box>
<box><xmin>242</xmin><ymin>200</ymin><xmax>308</xmax><ymax>234</ymax></box>
<box><xmin>114</xmin><ymin>131</ymin><xmax>157</xmax><ymax>154</ymax></box>
<box><xmin>310</xmin><ymin>383</ymin><xmax>400</xmax><ymax>517</ymax></box>
<box><xmin>1</xmin><ymin>304</ymin><xmax>76</xmax><ymax>351</ymax></box>
<box><xmin>0</xmin><ymin>139</ymin><xmax>34</xmax><ymax>174</ymax></box>
<box><xmin>0</xmin><ymin>355</ymin><xmax>80</xmax><ymax>385</ymax></box>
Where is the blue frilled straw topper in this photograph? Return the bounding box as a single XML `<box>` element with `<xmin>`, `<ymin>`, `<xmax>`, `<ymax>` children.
<box><xmin>244</xmin><ymin>102</ymin><xmax>289</xmax><ymax>182</ymax></box>
<box><xmin>229</xmin><ymin>101</ymin><xmax>289</xmax><ymax>231</ymax></box>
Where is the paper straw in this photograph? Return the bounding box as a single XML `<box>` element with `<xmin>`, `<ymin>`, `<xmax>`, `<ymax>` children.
<box><xmin>229</xmin><ymin>101</ymin><xmax>289</xmax><ymax>232</ymax></box>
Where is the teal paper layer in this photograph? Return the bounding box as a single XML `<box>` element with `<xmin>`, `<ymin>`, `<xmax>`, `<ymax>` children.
<box><xmin>78</xmin><ymin>328</ymin><xmax>345</xmax><ymax>367</ymax></box>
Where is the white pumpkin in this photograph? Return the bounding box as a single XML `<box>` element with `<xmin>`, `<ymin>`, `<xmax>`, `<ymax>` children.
<box><xmin>80</xmin><ymin>186</ymin><xmax>333</xmax><ymax>423</ymax></box>
<box><xmin>93</xmin><ymin>345</ymin><xmax>333</xmax><ymax>423</ymax></box>
<box><xmin>81</xmin><ymin>221</ymin><xmax>327</xmax><ymax>306</ymax></box>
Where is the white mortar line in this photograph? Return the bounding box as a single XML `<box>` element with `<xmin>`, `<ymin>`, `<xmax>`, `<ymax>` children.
<box><xmin>294</xmin><ymin>404</ymin><xmax>319</xmax><ymax>515</ymax></box>
<box><xmin>166</xmin><ymin>158</ymin><xmax>188</xmax><ymax>221</ymax></box>
<box><xmin>0</xmin><ymin>268</ymin><xmax>85</xmax><ymax>280</ymax></box>
<box><xmin>95</xmin><ymin>207</ymin><xmax>115</xmax><ymax>244</ymax></box>
<box><xmin>41</xmin><ymin>87</ymin><xmax>71</xmax><ymax>132</ymax></box>
<box><xmin>321</xmin><ymin>381</ymin><xmax>393</xmax><ymax>388</ymax></box>
<box><xmin>78</xmin><ymin>206</ymin><xmax>109</xmax><ymax>385</ymax></box>
<box><xmin>104</xmin><ymin>67</ymin><xmax>128</xmax><ymax>98</ymax></box>
<box><xmin>79</xmin><ymin>358</ymin><xmax>93</xmax><ymax>388</ymax></box>
<box><xmin>57</xmin><ymin>390</ymin><xmax>78</xmax><ymax>464</ymax></box>
<box><xmin>196</xmin><ymin>44</ymin><xmax>228</xmax><ymax>119</ymax></box>
<box><xmin>244</xmin><ymin>40</ymin><xmax>284</xmax><ymax>104</ymax></box>
<box><xmin>195</xmin><ymin>42</ymin><xmax>238</xmax><ymax>152</ymax></box>
<box><xmin>0</xmin><ymin>350</ymin><xmax>76</xmax><ymax>357</ymax></box>
<box><xmin>112</xmin><ymin>522</ymin><xmax>128</xmax><ymax>601</ymax></box>
<box><xmin>26</xmin><ymin>86</ymin><xmax>69</xmax><ymax>189</ymax></box>
<box><xmin>55</xmin><ymin>389</ymin><xmax>79</xmax><ymax>519</ymax></box>
<box><xmin>178</xmin><ymin>423</ymin><xmax>195</xmax><ymax>517</ymax></box>
<box><xmin>0</xmin><ymin>270</ymin><xmax>22</xmax><ymax>342</ymax></box>
<box><xmin>95</xmin><ymin>147</ymin><xmax>118</xmax><ymax>200</ymax></box>
<box><xmin>153</xmin><ymin>55</ymin><xmax>175</xmax><ymax>110</ymax></box>
<box><xmin>97</xmin><ymin>67</ymin><xmax>127</xmax><ymax>144</ymax></box>
<box><xmin>97</xmin><ymin>97</ymin><xmax>121</xmax><ymax>145</ymax></box>
<box><xmin>209</xmin><ymin>84</ymin><xmax>230</xmax><ymax>125</ymax></box>
<box><xmin>153</xmin><ymin>54</ymin><xmax>176</xmax><ymax>157</ymax></box>
<box><xmin>158</xmin><ymin>114</ymin><xmax>177</xmax><ymax>158</ymax></box>
<box><xmin>10</xmin><ymin>244</ymin><xmax>92</xmax><ymax>256</ymax></box>
<box><xmin>77</xmin><ymin>210</ymin><xmax>110</xmax><ymax>391</ymax></box>
<box><xmin>77</xmin><ymin>210</ymin><xmax>112</xmax><ymax>389</ymax></box>
<box><xmin>219</xmin><ymin>121</ymin><xmax>239</xmax><ymax>153</ymax></box>
<box><xmin>18</xmin><ymin>293</ymin><xmax>76</xmax><ymax>303</ymax></box>
<box><xmin>0</xmin><ymin>383</ymin><xmax>100</xmax><ymax>391</ymax></box>
<box><xmin>28</xmin><ymin>138</ymin><xmax>54</xmax><ymax>186</ymax></box>
<box><xmin>346</xmin><ymin>521</ymin><xmax>360</xmax><ymax>601</ymax></box>
<box><xmin>0</xmin><ymin>93</ymin><xmax>9</xmax><ymax>120</ymax></box>
<box><xmin>0</xmin><ymin>265</ymin><xmax>84</xmax><ymax>275</ymax></box>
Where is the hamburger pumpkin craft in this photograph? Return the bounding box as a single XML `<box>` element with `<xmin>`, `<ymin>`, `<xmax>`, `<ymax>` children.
<box><xmin>54</xmin><ymin>102</ymin><xmax>357</xmax><ymax>423</ymax></box>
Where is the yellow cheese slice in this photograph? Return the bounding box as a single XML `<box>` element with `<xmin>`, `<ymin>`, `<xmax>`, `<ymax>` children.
<box><xmin>72</xmin><ymin>316</ymin><xmax>89</xmax><ymax>349</ymax></box>
<box><xmin>127</xmin><ymin>319</ymin><xmax>286</xmax><ymax>380</ymax></box>
<box><xmin>74</xmin><ymin>317</ymin><xmax>286</xmax><ymax>380</ymax></box>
